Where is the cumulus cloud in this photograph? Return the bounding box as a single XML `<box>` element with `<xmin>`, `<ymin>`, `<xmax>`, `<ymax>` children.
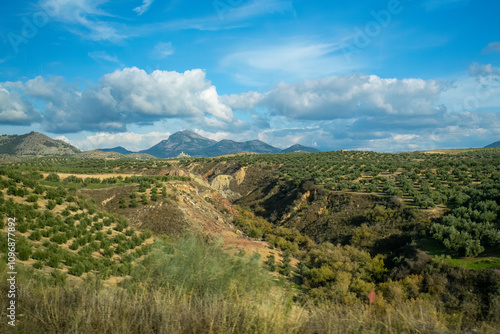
<box><xmin>0</xmin><ymin>86</ymin><xmax>40</xmax><ymax>125</ymax></box>
<box><xmin>99</xmin><ymin>67</ymin><xmax>232</xmax><ymax>120</ymax></box>
<box><xmin>469</xmin><ymin>63</ymin><xmax>500</xmax><ymax>78</ymax></box>
<box><xmin>228</xmin><ymin>74</ymin><xmax>443</xmax><ymax>120</ymax></box>
<box><xmin>438</xmin><ymin>64</ymin><xmax>500</xmax><ymax>113</ymax></box>
<box><xmin>133</xmin><ymin>0</ymin><xmax>155</xmax><ymax>15</ymax></box>
<box><xmin>193</xmin><ymin>129</ymin><xmax>232</xmax><ymax>142</ymax></box>
<box><xmin>4</xmin><ymin>65</ymin><xmax>500</xmax><ymax>153</ymax></box>
<box><xmin>222</xmin><ymin>91</ymin><xmax>263</xmax><ymax>110</ymax></box>
<box><xmin>21</xmin><ymin>67</ymin><xmax>233</xmax><ymax>133</ymax></box>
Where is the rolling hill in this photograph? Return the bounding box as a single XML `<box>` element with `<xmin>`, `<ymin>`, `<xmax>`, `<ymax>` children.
<box><xmin>97</xmin><ymin>146</ymin><xmax>134</xmax><ymax>154</ymax></box>
<box><xmin>281</xmin><ymin>144</ymin><xmax>321</xmax><ymax>153</ymax></box>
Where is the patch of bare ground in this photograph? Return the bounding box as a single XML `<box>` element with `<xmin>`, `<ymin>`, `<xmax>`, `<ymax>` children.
<box><xmin>42</xmin><ymin>172</ymin><xmax>139</xmax><ymax>180</ymax></box>
<box><xmin>420</xmin><ymin>205</ymin><xmax>448</xmax><ymax>220</ymax></box>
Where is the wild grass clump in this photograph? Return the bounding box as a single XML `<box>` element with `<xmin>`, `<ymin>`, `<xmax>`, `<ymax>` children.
<box><xmin>124</xmin><ymin>233</ymin><xmax>270</xmax><ymax>299</ymax></box>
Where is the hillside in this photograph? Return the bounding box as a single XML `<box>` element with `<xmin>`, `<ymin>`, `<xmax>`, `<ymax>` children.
<box><xmin>141</xmin><ymin>130</ymin><xmax>217</xmax><ymax>158</ymax></box>
<box><xmin>0</xmin><ymin>131</ymin><xmax>80</xmax><ymax>157</ymax></box>
<box><xmin>485</xmin><ymin>141</ymin><xmax>500</xmax><ymax>148</ymax></box>
<box><xmin>97</xmin><ymin>146</ymin><xmax>134</xmax><ymax>154</ymax></box>
<box><xmin>77</xmin><ymin>150</ymin><xmax>156</xmax><ymax>160</ymax></box>
<box><xmin>281</xmin><ymin>144</ymin><xmax>320</xmax><ymax>153</ymax></box>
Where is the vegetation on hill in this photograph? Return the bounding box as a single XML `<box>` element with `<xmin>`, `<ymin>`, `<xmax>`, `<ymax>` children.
<box><xmin>0</xmin><ymin>131</ymin><xmax>80</xmax><ymax>157</ymax></box>
<box><xmin>1</xmin><ymin>148</ymin><xmax>500</xmax><ymax>333</ymax></box>
<box><xmin>485</xmin><ymin>141</ymin><xmax>500</xmax><ymax>148</ymax></box>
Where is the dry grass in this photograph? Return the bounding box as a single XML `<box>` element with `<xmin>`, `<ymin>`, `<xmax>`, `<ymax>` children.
<box><xmin>3</xmin><ymin>276</ymin><xmax>498</xmax><ymax>334</ymax></box>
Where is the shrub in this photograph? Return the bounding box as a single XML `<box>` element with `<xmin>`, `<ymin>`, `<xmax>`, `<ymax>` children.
<box><xmin>27</xmin><ymin>194</ymin><xmax>38</xmax><ymax>203</ymax></box>
<box><xmin>265</xmin><ymin>254</ymin><xmax>277</xmax><ymax>271</ymax></box>
<box><xmin>32</xmin><ymin>261</ymin><xmax>44</xmax><ymax>269</ymax></box>
<box><xmin>47</xmin><ymin>200</ymin><xmax>56</xmax><ymax>210</ymax></box>
<box><xmin>46</xmin><ymin>253</ymin><xmax>62</xmax><ymax>268</ymax></box>
<box><xmin>17</xmin><ymin>239</ymin><xmax>33</xmax><ymax>261</ymax></box>
<box><xmin>51</xmin><ymin>233</ymin><xmax>68</xmax><ymax>244</ymax></box>
<box><xmin>45</xmin><ymin>173</ymin><xmax>60</xmax><ymax>182</ymax></box>
<box><xmin>119</xmin><ymin>197</ymin><xmax>127</xmax><ymax>209</ymax></box>
<box><xmin>69</xmin><ymin>261</ymin><xmax>85</xmax><ymax>276</ymax></box>
<box><xmin>29</xmin><ymin>230</ymin><xmax>42</xmax><ymax>241</ymax></box>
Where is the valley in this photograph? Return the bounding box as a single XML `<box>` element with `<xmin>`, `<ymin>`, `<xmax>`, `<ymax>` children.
<box><xmin>1</xmin><ymin>147</ymin><xmax>500</xmax><ymax>333</ymax></box>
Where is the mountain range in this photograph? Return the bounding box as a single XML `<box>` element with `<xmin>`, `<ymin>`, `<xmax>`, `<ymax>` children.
<box><xmin>0</xmin><ymin>130</ymin><xmax>320</xmax><ymax>159</ymax></box>
<box><xmin>2</xmin><ymin>131</ymin><xmax>500</xmax><ymax>159</ymax></box>
<box><xmin>138</xmin><ymin>130</ymin><xmax>319</xmax><ymax>158</ymax></box>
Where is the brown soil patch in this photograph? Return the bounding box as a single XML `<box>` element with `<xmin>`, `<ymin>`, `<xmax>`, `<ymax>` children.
<box><xmin>42</xmin><ymin>172</ymin><xmax>139</xmax><ymax>180</ymax></box>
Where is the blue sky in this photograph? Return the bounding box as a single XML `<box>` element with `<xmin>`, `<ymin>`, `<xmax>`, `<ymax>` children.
<box><xmin>1</xmin><ymin>0</ymin><xmax>499</xmax><ymax>152</ymax></box>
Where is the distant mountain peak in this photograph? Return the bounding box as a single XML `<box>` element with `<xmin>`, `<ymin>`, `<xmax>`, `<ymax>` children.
<box><xmin>281</xmin><ymin>144</ymin><xmax>320</xmax><ymax>153</ymax></box>
<box><xmin>485</xmin><ymin>141</ymin><xmax>500</xmax><ymax>148</ymax></box>
<box><xmin>169</xmin><ymin>130</ymin><xmax>212</xmax><ymax>141</ymax></box>
<box><xmin>140</xmin><ymin>130</ymin><xmax>320</xmax><ymax>158</ymax></box>
<box><xmin>97</xmin><ymin>146</ymin><xmax>133</xmax><ymax>155</ymax></box>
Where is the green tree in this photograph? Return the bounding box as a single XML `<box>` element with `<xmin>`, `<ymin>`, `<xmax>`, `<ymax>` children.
<box><xmin>281</xmin><ymin>251</ymin><xmax>292</xmax><ymax>276</ymax></box>
<box><xmin>265</xmin><ymin>254</ymin><xmax>277</xmax><ymax>271</ymax></box>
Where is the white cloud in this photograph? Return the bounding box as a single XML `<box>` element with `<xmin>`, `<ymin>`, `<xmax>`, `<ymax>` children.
<box><xmin>20</xmin><ymin>67</ymin><xmax>233</xmax><ymax>133</ymax></box>
<box><xmin>64</xmin><ymin>131</ymin><xmax>171</xmax><ymax>151</ymax></box>
<box><xmin>231</xmin><ymin>74</ymin><xmax>443</xmax><ymax>120</ymax></box>
<box><xmin>0</xmin><ymin>86</ymin><xmax>40</xmax><ymax>125</ymax></box>
<box><xmin>393</xmin><ymin>134</ymin><xmax>419</xmax><ymax>142</ymax></box>
<box><xmin>469</xmin><ymin>63</ymin><xmax>500</xmax><ymax>77</ymax></box>
<box><xmin>163</xmin><ymin>0</ymin><xmax>294</xmax><ymax>31</ymax></box>
<box><xmin>222</xmin><ymin>91</ymin><xmax>263</xmax><ymax>110</ymax></box>
<box><xmin>220</xmin><ymin>41</ymin><xmax>357</xmax><ymax>87</ymax></box>
<box><xmin>152</xmin><ymin>42</ymin><xmax>174</xmax><ymax>59</ymax></box>
<box><xmin>39</xmin><ymin>0</ymin><xmax>128</xmax><ymax>42</ymax></box>
<box><xmin>88</xmin><ymin>51</ymin><xmax>119</xmax><ymax>63</ymax></box>
<box><xmin>4</xmin><ymin>64</ymin><xmax>500</xmax><ymax>153</ymax></box>
<box><xmin>219</xmin><ymin>0</ymin><xmax>295</xmax><ymax>21</ymax></box>
<box><xmin>439</xmin><ymin>64</ymin><xmax>500</xmax><ymax>113</ymax></box>
<box><xmin>133</xmin><ymin>0</ymin><xmax>154</xmax><ymax>16</ymax></box>
<box><xmin>99</xmin><ymin>67</ymin><xmax>233</xmax><ymax>121</ymax></box>
<box><xmin>193</xmin><ymin>129</ymin><xmax>232</xmax><ymax>142</ymax></box>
